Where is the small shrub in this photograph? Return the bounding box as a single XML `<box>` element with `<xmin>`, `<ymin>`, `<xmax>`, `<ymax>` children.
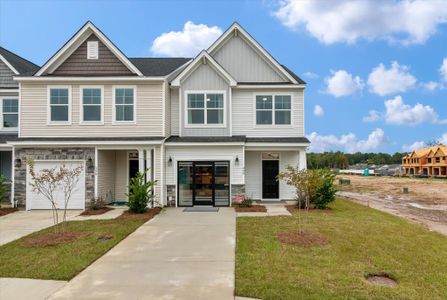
<box><xmin>239</xmin><ymin>196</ymin><xmax>253</xmax><ymax>208</ymax></box>
<box><xmin>127</xmin><ymin>169</ymin><xmax>157</xmax><ymax>213</ymax></box>
<box><xmin>312</xmin><ymin>170</ymin><xmax>337</xmax><ymax>209</ymax></box>
<box><xmin>0</xmin><ymin>175</ymin><xmax>7</xmax><ymax>208</ymax></box>
<box><xmin>88</xmin><ymin>197</ymin><xmax>106</xmax><ymax>210</ymax></box>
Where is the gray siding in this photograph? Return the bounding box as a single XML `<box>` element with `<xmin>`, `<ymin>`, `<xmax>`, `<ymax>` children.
<box><xmin>0</xmin><ymin>60</ymin><xmax>17</xmax><ymax>88</ymax></box>
<box><xmin>181</xmin><ymin>63</ymin><xmax>230</xmax><ymax>136</ymax></box>
<box><xmin>52</xmin><ymin>34</ymin><xmax>134</xmax><ymax>76</ymax></box>
<box><xmin>170</xmin><ymin>88</ymin><xmax>179</xmax><ymax>135</ymax></box>
<box><xmin>232</xmin><ymin>88</ymin><xmax>304</xmax><ymax>137</ymax></box>
<box><xmin>212</xmin><ymin>35</ymin><xmax>287</xmax><ymax>83</ymax></box>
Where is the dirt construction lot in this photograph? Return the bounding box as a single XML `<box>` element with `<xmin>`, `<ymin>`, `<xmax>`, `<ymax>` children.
<box><xmin>337</xmin><ymin>175</ymin><xmax>447</xmax><ymax>235</ymax></box>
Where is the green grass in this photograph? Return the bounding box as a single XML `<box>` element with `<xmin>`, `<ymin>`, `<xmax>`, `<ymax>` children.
<box><xmin>236</xmin><ymin>198</ymin><xmax>447</xmax><ymax>300</ymax></box>
<box><xmin>0</xmin><ymin>216</ymin><xmax>152</xmax><ymax>280</ymax></box>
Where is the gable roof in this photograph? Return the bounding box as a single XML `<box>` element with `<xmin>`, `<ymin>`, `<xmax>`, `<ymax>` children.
<box><xmin>35</xmin><ymin>21</ymin><xmax>143</xmax><ymax>76</ymax></box>
<box><xmin>0</xmin><ymin>47</ymin><xmax>40</xmax><ymax>75</ymax></box>
<box><xmin>171</xmin><ymin>51</ymin><xmax>237</xmax><ymax>87</ymax></box>
<box><xmin>129</xmin><ymin>58</ymin><xmax>191</xmax><ymax>76</ymax></box>
<box><xmin>207</xmin><ymin>22</ymin><xmax>301</xmax><ymax>85</ymax></box>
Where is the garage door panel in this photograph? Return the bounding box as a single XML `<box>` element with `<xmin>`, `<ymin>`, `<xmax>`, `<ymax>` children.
<box><xmin>27</xmin><ymin>161</ymin><xmax>86</xmax><ymax>210</ymax></box>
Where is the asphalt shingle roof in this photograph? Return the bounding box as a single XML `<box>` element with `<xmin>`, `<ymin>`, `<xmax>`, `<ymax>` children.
<box><xmin>0</xmin><ymin>47</ymin><xmax>40</xmax><ymax>74</ymax></box>
<box><xmin>166</xmin><ymin>136</ymin><xmax>310</xmax><ymax>144</ymax></box>
<box><xmin>129</xmin><ymin>58</ymin><xmax>191</xmax><ymax>76</ymax></box>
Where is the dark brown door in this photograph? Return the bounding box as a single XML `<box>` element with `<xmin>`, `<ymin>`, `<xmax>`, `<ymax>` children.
<box><xmin>262</xmin><ymin>160</ymin><xmax>279</xmax><ymax>199</ymax></box>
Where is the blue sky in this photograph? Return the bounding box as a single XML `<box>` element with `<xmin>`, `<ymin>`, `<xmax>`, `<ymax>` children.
<box><xmin>1</xmin><ymin>0</ymin><xmax>446</xmax><ymax>154</ymax></box>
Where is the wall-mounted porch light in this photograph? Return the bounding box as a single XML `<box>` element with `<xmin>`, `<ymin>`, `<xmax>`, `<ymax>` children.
<box><xmin>235</xmin><ymin>155</ymin><xmax>239</xmax><ymax>166</ymax></box>
<box><xmin>87</xmin><ymin>157</ymin><xmax>93</xmax><ymax>167</ymax></box>
<box><xmin>168</xmin><ymin>156</ymin><xmax>173</xmax><ymax>167</ymax></box>
<box><xmin>15</xmin><ymin>158</ymin><xmax>22</xmax><ymax>168</ymax></box>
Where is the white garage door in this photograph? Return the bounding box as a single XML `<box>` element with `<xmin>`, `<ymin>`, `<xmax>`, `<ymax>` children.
<box><xmin>26</xmin><ymin>160</ymin><xmax>86</xmax><ymax>210</ymax></box>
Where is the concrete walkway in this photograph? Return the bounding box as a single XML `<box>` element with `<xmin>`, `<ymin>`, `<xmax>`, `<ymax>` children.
<box><xmin>237</xmin><ymin>203</ymin><xmax>291</xmax><ymax>217</ymax></box>
<box><xmin>49</xmin><ymin>207</ymin><xmax>236</xmax><ymax>300</ymax></box>
<box><xmin>0</xmin><ymin>278</ymin><xmax>66</xmax><ymax>300</ymax></box>
<box><xmin>0</xmin><ymin>210</ymin><xmax>81</xmax><ymax>246</ymax></box>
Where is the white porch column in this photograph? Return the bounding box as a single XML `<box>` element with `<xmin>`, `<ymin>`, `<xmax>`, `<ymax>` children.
<box><xmin>138</xmin><ymin>148</ymin><xmax>145</xmax><ymax>175</ymax></box>
<box><xmin>299</xmin><ymin>149</ymin><xmax>307</xmax><ymax>170</ymax></box>
<box><xmin>145</xmin><ymin>148</ymin><xmax>153</xmax><ymax>181</ymax></box>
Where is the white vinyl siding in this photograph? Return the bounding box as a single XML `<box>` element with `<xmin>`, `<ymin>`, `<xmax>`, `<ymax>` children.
<box><xmin>232</xmin><ymin>88</ymin><xmax>304</xmax><ymax>137</ymax></box>
<box><xmin>20</xmin><ymin>82</ymin><xmax>163</xmax><ymax>137</ymax></box>
<box><xmin>212</xmin><ymin>35</ymin><xmax>287</xmax><ymax>83</ymax></box>
<box><xmin>245</xmin><ymin>151</ymin><xmax>299</xmax><ymax>200</ymax></box>
<box><xmin>97</xmin><ymin>150</ymin><xmax>116</xmax><ymax>201</ymax></box>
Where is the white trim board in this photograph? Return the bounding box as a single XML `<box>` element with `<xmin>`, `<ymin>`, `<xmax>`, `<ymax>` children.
<box><xmin>0</xmin><ymin>54</ymin><xmax>19</xmax><ymax>75</ymax></box>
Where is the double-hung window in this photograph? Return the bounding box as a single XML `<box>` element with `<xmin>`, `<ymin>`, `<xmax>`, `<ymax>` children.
<box><xmin>255</xmin><ymin>94</ymin><xmax>291</xmax><ymax>125</ymax></box>
<box><xmin>187</xmin><ymin>92</ymin><xmax>224</xmax><ymax>126</ymax></box>
<box><xmin>49</xmin><ymin>87</ymin><xmax>70</xmax><ymax>123</ymax></box>
<box><xmin>2</xmin><ymin>98</ymin><xmax>18</xmax><ymax>129</ymax></box>
<box><xmin>81</xmin><ymin>87</ymin><xmax>102</xmax><ymax>123</ymax></box>
<box><xmin>114</xmin><ymin>87</ymin><xmax>135</xmax><ymax>123</ymax></box>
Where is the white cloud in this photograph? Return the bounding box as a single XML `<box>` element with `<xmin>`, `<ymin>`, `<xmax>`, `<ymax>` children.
<box><xmin>384</xmin><ymin>95</ymin><xmax>445</xmax><ymax>126</ymax></box>
<box><xmin>367</xmin><ymin>62</ymin><xmax>417</xmax><ymax>96</ymax></box>
<box><xmin>273</xmin><ymin>0</ymin><xmax>447</xmax><ymax>45</ymax></box>
<box><xmin>307</xmin><ymin>128</ymin><xmax>386</xmax><ymax>153</ymax></box>
<box><xmin>304</xmin><ymin>71</ymin><xmax>318</xmax><ymax>79</ymax></box>
<box><xmin>151</xmin><ymin>21</ymin><xmax>222</xmax><ymax>57</ymax></box>
<box><xmin>325</xmin><ymin>70</ymin><xmax>364</xmax><ymax>97</ymax></box>
<box><xmin>440</xmin><ymin>133</ymin><xmax>447</xmax><ymax>145</ymax></box>
<box><xmin>313</xmin><ymin>105</ymin><xmax>324</xmax><ymax>116</ymax></box>
<box><xmin>440</xmin><ymin>57</ymin><xmax>447</xmax><ymax>82</ymax></box>
<box><xmin>422</xmin><ymin>81</ymin><xmax>442</xmax><ymax>91</ymax></box>
<box><xmin>363</xmin><ymin>110</ymin><xmax>381</xmax><ymax>122</ymax></box>
<box><xmin>402</xmin><ymin>141</ymin><xmax>426</xmax><ymax>152</ymax></box>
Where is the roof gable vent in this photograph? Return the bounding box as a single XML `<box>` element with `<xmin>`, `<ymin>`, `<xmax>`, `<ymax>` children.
<box><xmin>87</xmin><ymin>41</ymin><xmax>98</xmax><ymax>60</ymax></box>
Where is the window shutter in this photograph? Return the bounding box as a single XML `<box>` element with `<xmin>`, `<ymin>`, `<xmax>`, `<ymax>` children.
<box><xmin>87</xmin><ymin>41</ymin><xmax>99</xmax><ymax>59</ymax></box>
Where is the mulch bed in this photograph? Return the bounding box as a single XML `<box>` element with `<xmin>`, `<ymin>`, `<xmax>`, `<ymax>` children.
<box><xmin>23</xmin><ymin>231</ymin><xmax>83</xmax><ymax>248</ymax></box>
<box><xmin>277</xmin><ymin>231</ymin><xmax>329</xmax><ymax>247</ymax></box>
<box><xmin>0</xmin><ymin>207</ymin><xmax>19</xmax><ymax>217</ymax></box>
<box><xmin>118</xmin><ymin>207</ymin><xmax>162</xmax><ymax>221</ymax></box>
<box><xmin>285</xmin><ymin>205</ymin><xmax>332</xmax><ymax>214</ymax></box>
<box><xmin>79</xmin><ymin>207</ymin><xmax>114</xmax><ymax>216</ymax></box>
<box><xmin>233</xmin><ymin>205</ymin><xmax>267</xmax><ymax>212</ymax></box>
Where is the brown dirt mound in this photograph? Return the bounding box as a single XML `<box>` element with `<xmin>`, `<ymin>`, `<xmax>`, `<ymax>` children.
<box><xmin>233</xmin><ymin>205</ymin><xmax>267</xmax><ymax>212</ymax></box>
<box><xmin>79</xmin><ymin>207</ymin><xmax>114</xmax><ymax>216</ymax></box>
<box><xmin>0</xmin><ymin>207</ymin><xmax>19</xmax><ymax>217</ymax></box>
<box><xmin>277</xmin><ymin>231</ymin><xmax>329</xmax><ymax>247</ymax></box>
<box><xmin>97</xmin><ymin>234</ymin><xmax>113</xmax><ymax>241</ymax></box>
<box><xmin>118</xmin><ymin>207</ymin><xmax>162</xmax><ymax>221</ymax></box>
<box><xmin>285</xmin><ymin>205</ymin><xmax>332</xmax><ymax>214</ymax></box>
<box><xmin>23</xmin><ymin>231</ymin><xmax>82</xmax><ymax>247</ymax></box>
<box><xmin>365</xmin><ymin>273</ymin><xmax>397</xmax><ymax>287</ymax></box>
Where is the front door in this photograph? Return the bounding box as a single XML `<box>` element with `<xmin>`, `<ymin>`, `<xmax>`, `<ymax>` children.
<box><xmin>262</xmin><ymin>160</ymin><xmax>279</xmax><ymax>199</ymax></box>
<box><xmin>177</xmin><ymin>161</ymin><xmax>230</xmax><ymax>206</ymax></box>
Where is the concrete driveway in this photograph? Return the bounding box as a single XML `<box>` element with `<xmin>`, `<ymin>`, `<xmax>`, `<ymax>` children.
<box><xmin>0</xmin><ymin>210</ymin><xmax>81</xmax><ymax>245</ymax></box>
<box><xmin>49</xmin><ymin>207</ymin><xmax>236</xmax><ymax>300</ymax></box>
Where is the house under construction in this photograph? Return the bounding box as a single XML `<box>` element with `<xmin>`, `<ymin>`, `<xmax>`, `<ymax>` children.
<box><xmin>402</xmin><ymin>145</ymin><xmax>447</xmax><ymax>177</ymax></box>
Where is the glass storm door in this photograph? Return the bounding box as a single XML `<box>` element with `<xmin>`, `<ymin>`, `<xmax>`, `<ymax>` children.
<box><xmin>194</xmin><ymin>163</ymin><xmax>214</xmax><ymax>205</ymax></box>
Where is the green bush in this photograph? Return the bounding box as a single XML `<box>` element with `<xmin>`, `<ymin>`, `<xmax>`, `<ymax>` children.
<box><xmin>239</xmin><ymin>196</ymin><xmax>253</xmax><ymax>207</ymax></box>
<box><xmin>312</xmin><ymin>170</ymin><xmax>337</xmax><ymax>209</ymax></box>
<box><xmin>126</xmin><ymin>169</ymin><xmax>157</xmax><ymax>213</ymax></box>
<box><xmin>88</xmin><ymin>197</ymin><xmax>106</xmax><ymax>210</ymax></box>
<box><xmin>0</xmin><ymin>175</ymin><xmax>7</xmax><ymax>208</ymax></box>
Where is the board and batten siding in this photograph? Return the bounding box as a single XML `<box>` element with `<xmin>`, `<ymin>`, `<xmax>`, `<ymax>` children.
<box><xmin>245</xmin><ymin>151</ymin><xmax>299</xmax><ymax>200</ymax></box>
<box><xmin>231</xmin><ymin>88</ymin><xmax>304</xmax><ymax>137</ymax></box>
<box><xmin>0</xmin><ymin>60</ymin><xmax>17</xmax><ymax>88</ymax></box>
<box><xmin>212</xmin><ymin>35</ymin><xmax>287</xmax><ymax>83</ymax></box>
<box><xmin>19</xmin><ymin>81</ymin><xmax>164</xmax><ymax>137</ymax></box>
<box><xmin>165</xmin><ymin>145</ymin><xmax>244</xmax><ymax>185</ymax></box>
<box><xmin>180</xmin><ymin>63</ymin><xmax>230</xmax><ymax>136</ymax></box>
<box><xmin>170</xmin><ymin>88</ymin><xmax>179</xmax><ymax>135</ymax></box>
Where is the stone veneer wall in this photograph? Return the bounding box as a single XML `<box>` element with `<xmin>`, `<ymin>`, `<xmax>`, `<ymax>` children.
<box><xmin>166</xmin><ymin>184</ymin><xmax>176</xmax><ymax>207</ymax></box>
<box><xmin>14</xmin><ymin>147</ymin><xmax>96</xmax><ymax>207</ymax></box>
<box><xmin>231</xmin><ymin>184</ymin><xmax>245</xmax><ymax>203</ymax></box>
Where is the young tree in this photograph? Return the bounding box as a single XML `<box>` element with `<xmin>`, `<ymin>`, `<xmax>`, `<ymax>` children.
<box><xmin>28</xmin><ymin>160</ymin><xmax>83</xmax><ymax>232</ymax></box>
<box><xmin>127</xmin><ymin>169</ymin><xmax>158</xmax><ymax>213</ymax></box>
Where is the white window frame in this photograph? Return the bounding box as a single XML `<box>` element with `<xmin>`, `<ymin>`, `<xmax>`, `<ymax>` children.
<box><xmin>112</xmin><ymin>85</ymin><xmax>137</xmax><ymax>125</ymax></box>
<box><xmin>79</xmin><ymin>86</ymin><xmax>104</xmax><ymax>125</ymax></box>
<box><xmin>47</xmin><ymin>85</ymin><xmax>72</xmax><ymax>125</ymax></box>
<box><xmin>0</xmin><ymin>97</ymin><xmax>19</xmax><ymax>131</ymax></box>
<box><xmin>184</xmin><ymin>90</ymin><xmax>226</xmax><ymax>128</ymax></box>
<box><xmin>87</xmin><ymin>41</ymin><xmax>99</xmax><ymax>60</ymax></box>
<box><xmin>253</xmin><ymin>93</ymin><xmax>293</xmax><ymax>128</ymax></box>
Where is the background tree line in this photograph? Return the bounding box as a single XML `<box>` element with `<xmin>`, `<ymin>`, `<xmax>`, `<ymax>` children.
<box><xmin>307</xmin><ymin>152</ymin><xmax>405</xmax><ymax>169</ymax></box>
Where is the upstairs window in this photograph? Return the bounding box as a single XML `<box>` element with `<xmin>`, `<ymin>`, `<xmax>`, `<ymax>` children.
<box><xmin>49</xmin><ymin>87</ymin><xmax>70</xmax><ymax>123</ymax></box>
<box><xmin>87</xmin><ymin>41</ymin><xmax>99</xmax><ymax>59</ymax></box>
<box><xmin>81</xmin><ymin>87</ymin><xmax>102</xmax><ymax>123</ymax></box>
<box><xmin>256</xmin><ymin>95</ymin><xmax>291</xmax><ymax>125</ymax></box>
<box><xmin>186</xmin><ymin>92</ymin><xmax>224</xmax><ymax>125</ymax></box>
<box><xmin>114</xmin><ymin>87</ymin><xmax>135</xmax><ymax>123</ymax></box>
<box><xmin>2</xmin><ymin>99</ymin><xmax>18</xmax><ymax>128</ymax></box>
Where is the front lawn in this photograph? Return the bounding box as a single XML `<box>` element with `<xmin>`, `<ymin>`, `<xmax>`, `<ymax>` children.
<box><xmin>236</xmin><ymin>198</ymin><xmax>447</xmax><ymax>300</ymax></box>
<box><xmin>0</xmin><ymin>208</ymin><xmax>160</xmax><ymax>280</ymax></box>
